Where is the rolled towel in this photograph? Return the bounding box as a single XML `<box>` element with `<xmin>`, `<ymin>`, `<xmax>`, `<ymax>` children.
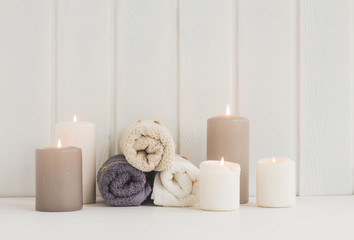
<box><xmin>151</xmin><ymin>155</ymin><xmax>199</xmax><ymax>207</ymax></box>
<box><xmin>119</xmin><ymin>120</ymin><xmax>175</xmax><ymax>172</ymax></box>
<box><xmin>97</xmin><ymin>154</ymin><xmax>151</xmax><ymax>206</ymax></box>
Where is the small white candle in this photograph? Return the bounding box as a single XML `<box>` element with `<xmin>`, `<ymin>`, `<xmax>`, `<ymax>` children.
<box><xmin>55</xmin><ymin>115</ymin><xmax>96</xmax><ymax>204</ymax></box>
<box><xmin>199</xmin><ymin>158</ymin><xmax>240</xmax><ymax>211</ymax></box>
<box><xmin>256</xmin><ymin>157</ymin><xmax>295</xmax><ymax>208</ymax></box>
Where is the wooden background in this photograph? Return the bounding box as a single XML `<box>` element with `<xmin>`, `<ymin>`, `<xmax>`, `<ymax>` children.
<box><xmin>0</xmin><ymin>0</ymin><xmax>353</xmax><ymax>197</ymax></box>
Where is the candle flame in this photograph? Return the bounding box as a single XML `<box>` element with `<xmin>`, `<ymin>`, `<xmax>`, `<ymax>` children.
<box><xmin>272</xmin><ymin>157</ymin><xmax>276</xmax><ymax>163</ymax></box>
<box><xmin>220</xmin><ymin>156</ymin><xmax>225</xmax><ymax>166</ymax></box>
<box><xmin>73</xmin><ymin>115</ymin><xmax>78</xmax><ymax>122</ymax></box>
<box><xmin>226</xmin><ymin>104</ymin><xmax>231</xmax><ymax>116</ymax></box>
<box><xmin>57</xmin><ymin>138</ymin><xmax>62</xmax><ymax>148</ymax></box>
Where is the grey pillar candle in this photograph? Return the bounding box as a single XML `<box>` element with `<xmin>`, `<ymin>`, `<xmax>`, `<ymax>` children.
<box><xmin>35</xmin><ymin>144</ymin><xmax>83</xmax><ymax>212</ymax></box>
<box><xmin>207</xmin><ymin>107</ymin><xmax>249</xmax><ymax>204</ymax></box>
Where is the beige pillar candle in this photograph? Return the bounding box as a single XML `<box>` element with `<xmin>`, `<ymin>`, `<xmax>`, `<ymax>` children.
<box><xmin>35</xmin><ymin>140</ymin><xmax>83</xmax><ymax>212</ymax></box>
<box><xmin>207</xmin><ymin>105</ymin><xmax>249</xmax><ymax>204</ymax></box>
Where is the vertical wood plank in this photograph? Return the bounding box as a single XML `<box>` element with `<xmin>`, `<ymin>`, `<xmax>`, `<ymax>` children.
<box><xmin>0</xmin><ymin>0</ymin><xmax>53</xmax><ymax>196</ymax></box>
<box><xmin>179</xmin><ymin>0</ymin><xmax>237</xmax><ymax>165</ymax></box>
<box><xmin>115</xmin><ymin>0</ymin><xmax>178</xmax><ymax>154</ymax></box>
<box><xmin>57</xmin><ymin>0</ymin><xmax>113</xmax><ymax>170</ymax></box>
<box><xmin>238</xmin><ymin>0</ymin><xmax>297</xmax><ymax>196</ymax></box>
<box><xmin>299</xmin><ymin>0</ymin><xmax>353</xmax><ymax>195</ymax></box>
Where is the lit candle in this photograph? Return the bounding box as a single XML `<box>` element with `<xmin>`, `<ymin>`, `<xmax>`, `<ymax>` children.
<box><xmin>35</xmin><ymin>139</ymin><xmax>82</xmax><ymax>212</ymax></box>
<box><xmin>207</xmin><ymin>104</ymin><xmax>249</xmax><ymax>203</ymax></box>
<box><xmin>256</xmin><ymin>157</ymin><xmax>295</xmax><ymax>207</ymax></box>
<box><xmin>55</xmin><ymin>115</ymin><xmax>96</xmax><ymax>204</ymax></box>
<box><xmin>199</xmin><ymin>157</ymin><xmax>240</xmax><ymax>211</ymax></box>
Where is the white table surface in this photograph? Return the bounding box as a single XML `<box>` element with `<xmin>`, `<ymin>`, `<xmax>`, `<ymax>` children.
<box><xmin>0</xmin><ymin>196</ymin><xmax>353</xmax><ymax>240</ymax></box>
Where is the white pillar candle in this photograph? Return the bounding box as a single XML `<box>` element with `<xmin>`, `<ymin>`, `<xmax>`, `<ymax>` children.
<box><xmin>256</xmin><ymin>157</ymin><xmax>295</xmax><ymax>208</ymax></box>
<box><xmin>55</xmin><ymin>115</ymin><xmax>96</xmax><ymax>204</ymax></box>
<box><xmin>199</xmin><ymin>158</ymin><xmax>240</xmax><ymax>211</ymax></box>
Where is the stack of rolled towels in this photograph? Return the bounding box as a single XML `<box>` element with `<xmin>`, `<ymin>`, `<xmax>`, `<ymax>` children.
<box><xmin>97</xmin><ymin>120</ymin><xmax>200</xmax><ymax>207</ymax></box>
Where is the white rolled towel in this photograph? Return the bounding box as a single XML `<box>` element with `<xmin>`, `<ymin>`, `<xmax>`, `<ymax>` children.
<box><xmin>152</xmin><ymin>155</ymin><xmax>199</xmax><ymax>207</ymax></box>
<box><xmin>119</xmin><ymin>120</ymin><xmax>175</xmax><ymax>172</ymax></box>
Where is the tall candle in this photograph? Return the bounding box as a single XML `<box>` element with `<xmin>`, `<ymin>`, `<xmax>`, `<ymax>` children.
<box><xmin>55</xmin><ymin>115</ymin><xmax>96</xmax><ymax>204</ymax></box>
<box><xmin>207</xmin><ymin>105</ymin><xmax>249</xmax><ymax>204</ymax></box>
<box><xmin>256</xmin><ymin>157</ymin><xmax>295</xmax><ymax>207</ymax></box>
<box><xmin>36</xmin><ymin>140</ymin><xmax>82</xmax><ymax>212</ymax></box>
<box><xmin>199</xmin><ymin>158</ymin><xmax>240</xmax><ymax>211</ymax></box>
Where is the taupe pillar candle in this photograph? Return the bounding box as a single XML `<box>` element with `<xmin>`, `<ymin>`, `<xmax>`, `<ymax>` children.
<box><xmin>36</xmin><ymin>145</ymin><xmax>83</xmax><ymax>212</ymax></box>
<box><xmin>207</xmin><ymin>110</ymin><xmax>249</xmax><ymax>204</ymax></box>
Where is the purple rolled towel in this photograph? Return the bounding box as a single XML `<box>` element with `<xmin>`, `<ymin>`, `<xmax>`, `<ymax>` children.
<box><xmin>97</xmin><ymin>154</ymin><xmax>152</xmax><ymax>206</ymax></box>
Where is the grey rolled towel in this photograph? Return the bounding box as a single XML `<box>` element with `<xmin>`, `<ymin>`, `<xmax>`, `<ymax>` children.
<box><xmin>97</xmin><ymin>154</ymin><xmax>152</xmax><ymax>206</ymax></box>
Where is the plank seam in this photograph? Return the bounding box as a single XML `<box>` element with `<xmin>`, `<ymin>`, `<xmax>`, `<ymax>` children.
<box><xmin>295</xmin><ymin>0</ymin><xmax>300</xmax><ymax>196</ymax></box>
<box><xmin>235</xmin><ymin>0</ymin><xmax>239</xmax><ymax>115</ymax></box>
<box><xmin>51</xmin><ymin>0</ymin><xmax>58</xmax><ymax>145</ymax></box>
<box><xmin>352</xmin><ymin>0</ymin><xmax>354</xmax><ymax>195</ymax></box>
<box><xmin>177</xmin><ymin>0</ymin><xmax>181</xmax><ymax>154</ymax></box>
<box><xmin>113</xmin><ymin>0</ymin><xmax>118</xmax><ymax>155</ymax></box>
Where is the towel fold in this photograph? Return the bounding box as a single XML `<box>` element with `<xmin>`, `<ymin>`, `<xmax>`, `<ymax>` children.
<box><xmin>97</xmin><ymin>154</ymin><xmax>151</xmax><ymax>206</ymax></box>
<box><xmin>151</xmin><ymin>155</ymin><xmax>199</xmax><ymax>207</ymax></box>
<box><xmin>119</xmin><ymin>120</ymin><xmax>175</xmax><ymax>172</ymax></box>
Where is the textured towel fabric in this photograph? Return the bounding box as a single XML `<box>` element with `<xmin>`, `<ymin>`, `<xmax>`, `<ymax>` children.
<box><xmin>97</xmin><ymin>154</ymin><xmax>151</xmax><ymax>206</ymax></box>
<box><xmin>151</xmin><ymin>155</ymin><xmax>199</xmax><ymax>207</ymax></box>
<box><xmin>119</xmin><ymin>120</ymin><xmax>175</xmax><ymax>172</ymax></box>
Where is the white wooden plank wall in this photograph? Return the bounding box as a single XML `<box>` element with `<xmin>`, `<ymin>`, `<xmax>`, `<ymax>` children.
<box><xmin>56</xmin><ymin>0</ymin><xmax>113</xmax><ymax>171</ymax></box>
<box><xmin>299</xmin><ymin>0</ymin><xmax>353</xmax><ymax>195</ymax></box>
<box><xmin>179</xmin><ymin>0</ymin><xmax>237</xmax><ymax>164</ymax></box>
<box><xmin>114</xmin><ymin>0</ymin><xmax>178</xmax><ymax>154</ymax></box>
<box><xmin>0</xmin><ymin>0</ymin><xmax>353</xmax><ymax>197</ymax></box>
<box><xmin>0</xmin><ymin>0</ymin><xmax>53</xmax><ymax>196</ymax></box>
<box><xmin>238</xmin><ymin>0</ymin><xmax>297</xmax><ymax>196</ymax></box>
